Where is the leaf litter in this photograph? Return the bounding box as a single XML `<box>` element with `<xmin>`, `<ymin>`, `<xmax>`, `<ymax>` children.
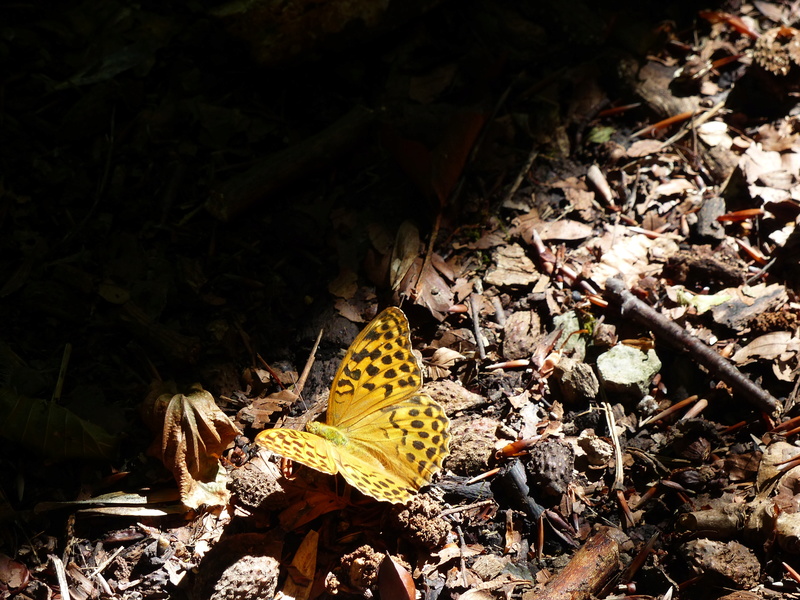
<box><xmin>3</xmin><ymin>1</ymin><xmax>800</xmax><ymax>600</ymax></box>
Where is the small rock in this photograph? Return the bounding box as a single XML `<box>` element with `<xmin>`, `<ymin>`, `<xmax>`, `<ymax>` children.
<box><xmin>695</xmin><ymin>196</ymin><xmax>726</xmax><ymax>241</ymax></box>
<box><xmin>502</xmin><ymin>310</ymin><xmax>542</xmax><ymax>360</ymax></box>
<box><xmin>553</xmin><ymin>311</ymin><xmax>586</xmax><ymax>361</ymax></box>
<box><xmin>339</xmin><ymin>545</ymin><xmax>384</xmax><ymax>591</ymax></box>
<box><xmin>425</xmin><ymin>379</ymin><xmax>486</xmax><ymax>413</ymax></box>
<box><xmin>391</xmin><ymin>495</ymin><xmax>450</xmax><ymax>548</ymax></box>
<box><xmin>577</xmin><ymin>432</ymin><xmax>614</xmax><ymax>467</ymax></box>
<box><xmin>596</xmin><ymin>344</ymin><xmax>661</xmax><ymax>400</ymax></box>
<box><xmin>553</xmin><ymin>356</ymin><xmax>599</xmax><ymax>403</ymax></box>
<box><xmin>191</xmin><ymin>534</ymin><xmax>280</xmax><ymax>600</ymax></box>
<box><xmin>683</xmin><ymin>539</ymin><xmax>760</xmax><ymax>589</ymax></box>
<box><xmin>446</xmin><ymin>416</ymin><xmax>500</xmax><ymax>475</ymax></box>
<box><xmin>471</xmin><ymin>554</ymin><xmax>510</xmax><ymax>580</ymax></box>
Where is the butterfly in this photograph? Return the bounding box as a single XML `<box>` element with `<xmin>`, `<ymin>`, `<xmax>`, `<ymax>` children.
<box><xmin>255</xmin><ymin>307</ymin><xmax>450</xmax><ymax>503</ymax></box>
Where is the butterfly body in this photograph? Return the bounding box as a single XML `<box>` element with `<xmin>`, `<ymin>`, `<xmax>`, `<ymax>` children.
<box><xmin>255</xmin><ymin>307</ymin><xmax>450</xmax><ymax>503</ymax></box>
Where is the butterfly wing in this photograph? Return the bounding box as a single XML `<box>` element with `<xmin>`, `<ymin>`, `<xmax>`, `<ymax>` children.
<box><xmin>254</xmin><ymin>428</ymin><xmax>338</xmax><ymax>475</ymax></box>
<box><xmin>335</xmin><ymin>452</ymin><xmax>416</xmax><ymax>503</ymax></box>
<box><xmin>327</xmin><ymin>307</ymin><xmax>423</xmax><ymax>429</ymax></box>
<box><xmin>341</xmin><ymin>393</ymin><xmax>451</xmax><ymax>493</ymax></box>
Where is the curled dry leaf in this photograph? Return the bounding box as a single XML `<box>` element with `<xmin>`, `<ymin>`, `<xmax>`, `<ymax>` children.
<box><xmin>142</xmin><ymin>382</ymin><xmax>241</xmax><ymax>509</ymax></box>
<box><xmin>390</xmin><ymin>221</ymin><xmax>421</xmax><ymax>291</ymax></box>
<box><xmin>279</xmin><ymin>529</ymin><xmax>318</xmax><ymax>600</ymax></box>
<box><xmin>0</xmin><ymin>554</ymin><xmax>30</xmax><ymax>596</ymax></box>
<box><xmin>378</xmin><ymin>555</ymin><xmax>415</xmax><ymax>600</ymax></box>
<box><xmin>397</xmin><ymin>257</ymin><xmax>454</xmax><ymax>320</ymax></box>
<box><xmin>425</xmin><ymin>347</ymin><xmax>466</xmax><ymax>380</ymax></box>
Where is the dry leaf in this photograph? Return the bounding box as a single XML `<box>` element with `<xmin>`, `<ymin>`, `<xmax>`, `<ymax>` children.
<box><xmin>397</xmin><ymin>258</ymin><xmax>454</xmax><ymax>319</ymax></box>
<box><xmin>390</xmin><ymin>221</ymin><xmax>421</xmax><ymax>290</ymax></box>
<box><xmin>536</xmin><ymin>220</ymin><xmax>593</xmax><ymax>242</ymax></box>
<box><xmin>484</xmin><ymin>244</ymin><xmax>539</xmax><ymax>287</ymax></box>
<box><xmin>0</xmin><ymin>554</ymin><xmax>30</xmax><ymax>595</ymax></box>
<box><xmin>732</xmin><ymin>331</ymin><xmax>797</xmax><ymax>364</ymax></box>
<box><xmin>280</xmin><ymin>529</ymin><xmax>318</xmax><ymax>600</ymax></box>
<box><xmin>426</xmin><ymin>347</ymin><xmax>466</xmax><ymax>380</ymax></box>
<box><xmin>328</xmin><ymin>268</ymin><xmax>358</xmax><ymax>299</ymax></box>
<box><xmin>142</xmin><ymin>382</ymin><xmax>240</xmax><ymax>509</ymax></box>
<box><xmin>378</xmin><ymin>555</ymin><xmax>416</xmax><ymax>600</ymax></box>
<box><xmin>589</xmin><ymin>230</ymin><xmax>678</xmax><ymax>287</ymax></box>
<box><xmin>650</xmin><ymin>178</ymin><xmax>696</xmax><ymax>199</ymax></box>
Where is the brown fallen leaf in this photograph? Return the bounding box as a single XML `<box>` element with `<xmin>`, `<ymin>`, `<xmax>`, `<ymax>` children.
<box><xmin>732</xmin><ymin>331</ymin><xmax>797</xmax><ymax>364</ymax></box>
<box><xmin>141</xmin><ymin>382</ymin><xmax>241</xmax><ymax>509</ymax></box>
<box><xmin>425</xmin><ymin>347</ymin><xmax>466</xmax><ymax>380</ymax></box>
<box><xmin>390</xmin><ymin>221</ymin><xmax>421</xmax><ymax>291</ymax></box>
<box><xmin>280</xmin><ymin>529</ymin><xmax>318</xmax><ymax>600</ymax></box>
<box><xmin>397</xmin><ymin>257</ymin><xmax>454</xmax><ymax>319</ymax></box>
<box><xmin>378</xmin><ymin>555</ymin><xmax>416</xmax><ymax>600</ymax></box>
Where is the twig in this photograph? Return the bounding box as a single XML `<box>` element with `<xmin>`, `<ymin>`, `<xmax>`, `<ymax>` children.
<box><xmin>491</xmin><ymin>295</ymin><xmax>506</xmax><ymax>326</ymax></box>
<box><xmin>256</xmin><ymin>328</ymin><xmax>323</xmax><ymax>398</ymax></box>
<box><xmin>501</xmin><ymin>148</ymin><xmax>538</xmax><ymax>207</ymax></box>
<box><xmin>440</xmin><ymin>499</ymin><xmax>495</xmax><ymax>517</ymax></box>
<box><xmin>49</xmin><ymin>554</ymin><xmax>71</xmax><ymax>600</ymax></box>
<box><xmin>604</xmin><ymin>277</ymin><xmax>779</xmax><ymax>413</ymax></box>
<box><xmin>86</xmin><ymin>546</ymin><xmax>125</xmax><ymax>579</ymax></box>
<box><xmin>295</xmin><ymin>328</ymin><xmax>324</xmax><ymax>398</ymax></box>
<box><xmin>525</xmin><ymin>530</ymin><xmax>620</xmax><ymax>600</ymax></box>
<box><xmin>257</xmin><ymin>355</ymin><xmax>290</xmax><ymax>391</ymax></box>
<box><xmin>603</xmin><ymin>401</ymin><xmax>625</xmax><ymax>491</ymax></box>
<box><xmin>456</xmin><ymin>526</ymin><xmax>469</xmax><ymax>588</ymax></box>
<box><xmin>470</xmin><ymin>281</ymin><xmax>486</xmax><ymax>360</ymax></box>
<box><xmin>640</xmin><ymin>395</ymin><xmax>699</xmax><ymax>427</ymax></box>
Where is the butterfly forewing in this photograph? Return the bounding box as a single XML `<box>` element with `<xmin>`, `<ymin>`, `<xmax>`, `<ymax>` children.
<box><xmin>327</xmin><ymin>307</ymin><xmax>423</xmax><ymax>429</ymax></box>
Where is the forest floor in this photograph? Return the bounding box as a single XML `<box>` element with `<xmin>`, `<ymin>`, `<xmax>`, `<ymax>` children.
<box><xmin>2</xmin><ymin>1</ymin><xmax>800</xmax><ymax>599</ymax></box>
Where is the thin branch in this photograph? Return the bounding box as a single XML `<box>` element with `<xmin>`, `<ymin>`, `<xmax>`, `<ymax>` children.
<box><xmin>604</xmin><ymin>277</ymin><xmax>779</xmax><ymax>413</ymax></box>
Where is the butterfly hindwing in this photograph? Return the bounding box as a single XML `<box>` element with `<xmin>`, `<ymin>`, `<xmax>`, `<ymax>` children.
<box><xmin>255</xmin><ymin>428</ymin><xmax>338</xmax><ymax>475</ymax></box>
<box><xmin>346</xmin><ymin>393</ymin><xmax>451</xmax><ymax>487</ymax></box>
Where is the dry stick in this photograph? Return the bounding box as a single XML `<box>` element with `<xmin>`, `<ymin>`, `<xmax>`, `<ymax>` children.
<box><xmin>50</xmin><ymin>554</ymin><xmax>72</xmax><ymax>600</ymax></box>
<box><xmin>294</xmin><ymin>328</ymin><xmax>324</xmax><ymax>398</ymax></box>
<box><xmin>526</xmin><ymin>529</ymin><xmax>620</xmax><ymax>600</ymax></box>
<box><xmin>470</xmin><ymin>281</ymin><xmax>487</xmax><ymax>360</ymax></box>
<box><xmin>603</xmin><ymin>402</ymin><xmax>625</xmax><ymax>491</ymax></box>
<box><xmin>604</xmin><ymin>278</ymin><xmax>779</xmax><ymax>413</ymax></box>
<box><xmin>439</xmin><ymin>499</ymin><xmax>495</xmax><ymax>517</ymax></box>
<box><xmin>501</xmin><ymin>148</ymin><xmax>539</xmax><ymax>207</ymax></box>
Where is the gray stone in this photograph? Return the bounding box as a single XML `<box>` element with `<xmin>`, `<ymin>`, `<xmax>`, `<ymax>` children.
<box><xmin>596</xmin><ymin>344</ymin><xmax>661</xmax><ymax>400</ymax></box>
